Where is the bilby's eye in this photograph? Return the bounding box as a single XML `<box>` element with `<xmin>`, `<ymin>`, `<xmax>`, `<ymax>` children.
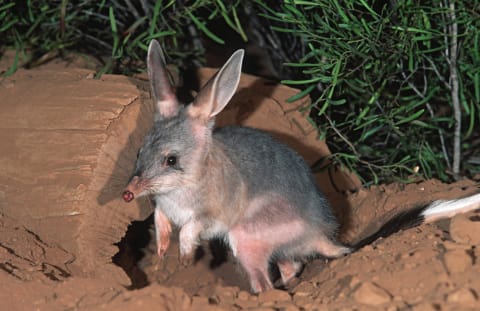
<box><xmin>166</xmin><ymin>155</ymin><xmax>177</xmax><ymax>167</ymax></box>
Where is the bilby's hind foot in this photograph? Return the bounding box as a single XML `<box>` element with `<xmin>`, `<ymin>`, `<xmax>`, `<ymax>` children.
<box><xmin>313</xmin><ymin>238</ymin><xmax>351</xmax><ymax>259</ymax></box>
<box><xmin>229</xmin><ymin>231</ymin><xmax>273</xmax><ymax>293</ymax></box>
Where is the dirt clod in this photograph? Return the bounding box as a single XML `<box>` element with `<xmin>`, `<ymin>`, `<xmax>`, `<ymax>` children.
<box><xmin>258</xmin><ymin>289</ymin><xmax>291</xmax><ymax>303</ymax></box>
<box><xmin>443</xmin><ymin>248</ymin><xmax>472</xmax><ymax>274</ymax></box>
<box><xmin>353</xmin><ymin>282</ymin><xmax>393</xmax><ymax>306</ymax></box>
<box><xmin>450</xmin><ymin>213</ymin><xmax>480</xmax><ymax>245</ymax></box>
<box><xmin>446</xmin><ymin>288</ymin><xmax>478</xmax><ymax>305</ymax></box>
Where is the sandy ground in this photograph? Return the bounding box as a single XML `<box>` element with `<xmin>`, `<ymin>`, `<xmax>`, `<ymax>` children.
<box><xmin>1</xmin><ymin>55</ymin><xmax>479</xmax><ymax>311</ymax></box>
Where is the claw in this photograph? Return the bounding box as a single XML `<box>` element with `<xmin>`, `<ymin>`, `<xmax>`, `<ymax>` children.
<box><xmin>179</xmin><ymin>253</ymin><xmax>195</xmax><ymax>267</ymax></box>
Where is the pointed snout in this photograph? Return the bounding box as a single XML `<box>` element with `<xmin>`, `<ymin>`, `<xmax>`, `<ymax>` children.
<box><xmin>122</xmin><ymin>176</ymin><xmax>145</xmax><ymax>203</ymax></box>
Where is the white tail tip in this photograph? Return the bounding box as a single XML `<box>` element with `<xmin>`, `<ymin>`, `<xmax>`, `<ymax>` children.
<box><xmin>421</xmin><ymin>192</ymin><xmax>480</xmax><ymax>222</ymax></box>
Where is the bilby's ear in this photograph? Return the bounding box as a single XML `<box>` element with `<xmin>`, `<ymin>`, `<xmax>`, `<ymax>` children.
<box><xmin>147</xmin><ymin>40</ymin><xmax>179</xmax><ymax>120</ymax></box>
<box><xmin>188</xmin><ymin>49</ymin><xmax>244</xmax><ymax>122</ymax></box>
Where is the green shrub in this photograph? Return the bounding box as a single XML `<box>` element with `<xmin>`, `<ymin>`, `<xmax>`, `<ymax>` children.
<box><xmin>0</xmin><ymin>0</ymin><xmax>245</xmax><ymax>75</ymax></box>
<box><xmin>1</xmin><ymin>0</ymin><xmax>478</xmax><ymax>185</ymax></box>
<box><xmin>254</xmin><ymin>0</ymin><xmax>480</xmax><ymax>184</ymax></box>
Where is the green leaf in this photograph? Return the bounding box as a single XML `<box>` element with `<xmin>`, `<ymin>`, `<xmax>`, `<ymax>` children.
<box><xmin>332</xmin><ymin>0</ymin><xmax>350</xmax><ymax>23</ymax></box>
<box><xmin>395</xmin><ymin>109</ymin><xmax>425</xmax><ymax>125</ymax></box>
<box><xmin>0</xmin><ymin>17</ymin><xmax>17</xmax><ymax>32</ymax></box>
<box><xmin>282</xmin><ymin>76</ymin><xmax>325</xmax><ymax>85</ymax></box>
<box><xmin>327</xmin><ymin>98</ymin><xmax>347</xmax><ymax>106</ymax></box>
<box><xmin>187</xmin><ymin>11</ymin><xmax>224</xmax><ymax>44</ymax></box>
<box><xmin>358</xmin><ymin>0</ymin><xmax>379</xmax><ymax>19</ymax></box>
<box><xmin>357</xmin><ymin>106</ymin><xmax>370</xmax><ymax>123</ymax></box>
<box><xmin>0</xmin><ymin>2</ymin><xmax>16</xmax><ymax>12</ymax></box>
<box><xmin>287</xmin><ymin>84</ymin><xmax>316</xmax><ymax>102</ymax></box>
<box><xmin>108</xmin><ymin>6</ymin><xmax>119</xmax><ymax>58</ymax></box>
<box><xmin>3</xmin><ymin>45</ymin><xmax>20</xmax><ymax>77</ymax></box>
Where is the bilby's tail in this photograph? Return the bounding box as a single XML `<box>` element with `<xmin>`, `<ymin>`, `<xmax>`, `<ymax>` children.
<box><xmin>352</xmin><ymin>191</ymin><xmax>480</xmax><ymax>250</ymax></box>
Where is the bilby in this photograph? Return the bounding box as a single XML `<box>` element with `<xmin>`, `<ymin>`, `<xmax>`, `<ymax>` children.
<box><xmin>123</xmin><ymin>39</ymin><xmax>480</xmax><ymax>293</ymax></box>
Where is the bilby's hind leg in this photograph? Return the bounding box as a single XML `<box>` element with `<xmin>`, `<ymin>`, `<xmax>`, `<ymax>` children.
<box><xmin>230</xmin><ymin>234</ymin><xmax>273</xmax><ymax>293</ymax></box>
<box><xmin>228</xmin><ymin>195</ymin><xmax>311</xmax><ymax>293</ymax></box>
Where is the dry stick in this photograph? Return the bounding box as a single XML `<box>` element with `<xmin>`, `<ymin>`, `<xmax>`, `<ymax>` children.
<box><xmin>139</xmin><ymin>0</ymin><xmax>151</xmax><ymax>18</ymax></box>
<box><xmin>400</xmin><ymin>71</ymin><xmax>451</xmax><ymax>170</ymax></box>
<box><xmin>324</xmin><ymin>114</ymin><xmax>378</xmax><ymax>179</ymax></box>
<box><xmin>448</xmin><ymin>2</ymin><xmax>461</xmax><ymax>178</ymax></box>
<box><xmin>124</xmin><ymin>0</ymin><xmax>141</xmax><ymax>19</ymax></box>
<box><xmin>425</xmin><ymin>57</ymin><xmax>451</xmax><ymax>90</ymax></box>
<box><xmin>324</xmin><ymin>114</ymin><xmax>359</xmax><ymax>158</ymax></box>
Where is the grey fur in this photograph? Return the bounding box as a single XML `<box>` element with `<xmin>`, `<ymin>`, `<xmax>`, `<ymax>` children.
<box><xmin>125</xmin><ymin>40</ymin><xmax>349</xmax><ymax>293</ymax></box>
<box><xmin>124</xmin><ymin>40</ymin><xmax>480</xmax><ymax>294</ymax></box>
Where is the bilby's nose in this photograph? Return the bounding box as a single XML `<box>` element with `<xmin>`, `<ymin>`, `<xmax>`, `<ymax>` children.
<box><xmin>123</xmin><ymin>176</ymin><xmax>140</xmax><ymax>202</ymax></box>
<box><xmin>122</xmin><ymin>190</ymin><xmax>134</xmax><ymax>202</ymax></box>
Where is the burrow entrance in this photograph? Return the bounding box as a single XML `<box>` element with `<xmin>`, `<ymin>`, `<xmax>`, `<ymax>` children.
<box><xmin>112</xmin><ymin>215</ymin><xmax>253</xmax><ymax>294</ymax></box>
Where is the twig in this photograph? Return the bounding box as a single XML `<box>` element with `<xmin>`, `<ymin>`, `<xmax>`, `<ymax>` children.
<box><xmin>448</xmin><ymin>1</ymin><xmax>461</xmax><ymax>178</ymax></box>
<box><xmin>400</xmin><ymin>70</ymin><xmax>451</xmax><ymax>169</ymax></box>
<box><xmin>324</xmin><ymin>114</ymin><xmax>359</xmax><ymax>157</ymax></box>
<box><xmin>124</xmin><ymin>0</ymin><xmax>141</xmax><ymax>20</ymax></box>
<box><xmin>139</xmin><ymin>0</ymin><xmax>151</xmax><ymax>19</ymax></box>
<box><xmin>425</xmin><ymin>56</ymin><xmax>451</xmax><ymax>90</ymax></box>
<box><xmin>440</xmin><ymin>1</ymin><xmax>450</xmax><ymax>63</ymax></box>
<box><xmin>425</xmin><ymin>106</ymin><xmax>451</xmax><ymax>171</ymax></box>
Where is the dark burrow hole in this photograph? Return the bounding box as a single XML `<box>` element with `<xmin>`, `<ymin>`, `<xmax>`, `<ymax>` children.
<box><xmin>112</xmin><ymin>214</ymin><xmax>285</xmax><ymax>291</ymax></box>
<box><xmin>112</xmin><ymin>215</ymin><xmax>152</xmax><ymax>289</ymax></box>
<box><xmin>112</xmin><ymin>214</ymin><xmax>239</xmax><ymax>290</ymax></box>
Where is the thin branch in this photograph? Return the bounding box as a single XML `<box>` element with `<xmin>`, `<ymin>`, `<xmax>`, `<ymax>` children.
<box><xmin>400</xmin><ymin>71</ymin><xmax>451</xmax><ymax>169</ymax></box>
<box><xmin>324</xmin><ymin>114</ymin><xmax>360</xmax><ymax>157</ymax></box>
<box><xmin>440</xmin><ymin>1</ymin><xmax>450</xmax><ymax>64</ymax></box>
<box><xmin>448</xmin><ymin>1</ymin><xmax>461</xmax><ymax>178</ymax></box>
<box><xmin>124</xmin><ymin>0</ymin><xmax>141</xmax><ymax>20</ymax></box>
<box><xmin>425</xmin><ymin>56</ymin><xmax>451</xmax><ymax>90</ymax></box>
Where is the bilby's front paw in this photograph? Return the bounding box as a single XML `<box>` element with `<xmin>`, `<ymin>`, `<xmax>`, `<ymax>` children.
<box><xmin>156</xmin><ymin>235</ymin><xmax>170</xmax><ymax>258</ymax></box>
<box><xmin>154</xmin><ymin>208</ymin><xmax>172</xmax><ymax>259</ymax></box>
<box><xmin>178</xmin><ymin>220</ymin><xmax>202</xmax><ymax>265</ymax></box>
<box><xmin>179</xmin><ymin>251</ymin><xmax>195</xmax><ymax>266</ymax></box>
<box><xmin>178</xmin><ymin>241</ymin><xmax>197</xmax><ymax>266</ymax></box>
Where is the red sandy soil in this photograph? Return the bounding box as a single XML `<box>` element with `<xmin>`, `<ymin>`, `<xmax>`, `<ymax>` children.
<box><xmin>1</xmin><ymin>55</ymin><xmax>479</xmax><ymax>311</ymax></box>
